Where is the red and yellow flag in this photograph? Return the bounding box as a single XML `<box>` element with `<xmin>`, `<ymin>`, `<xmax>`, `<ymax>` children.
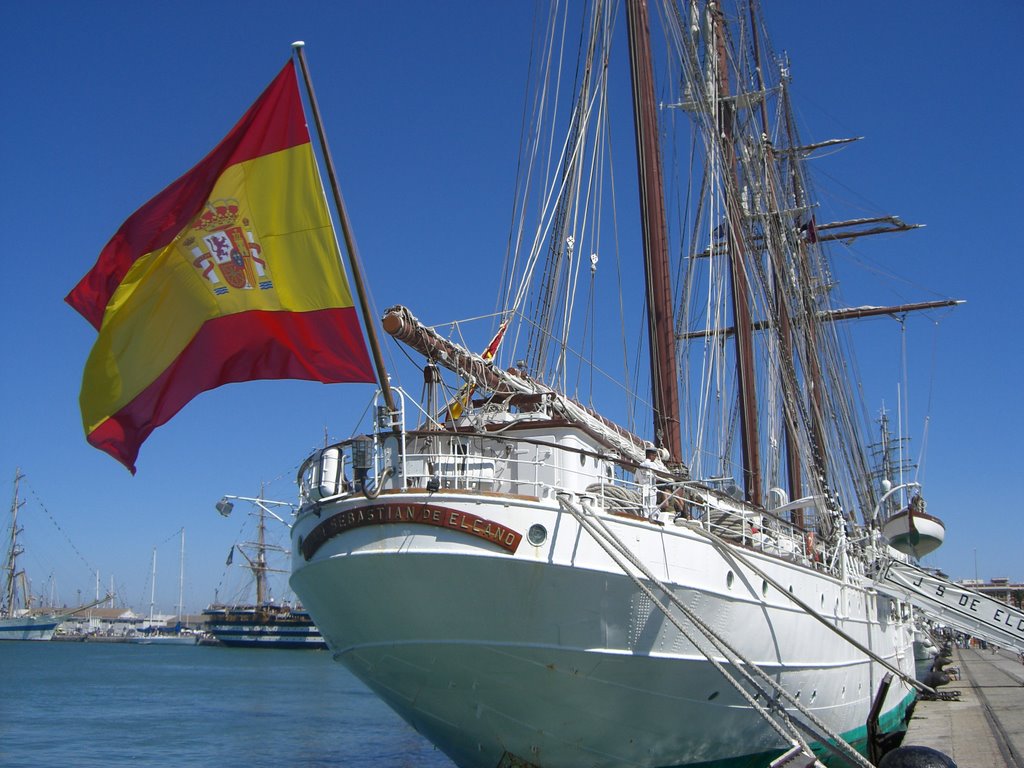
<box><xmin>66</xmin><ymin>61</ymin><xmax>375</xmax><ymax>473</ymax></box>
<box><xmin>444</xmin><ymin>317</ymin><xmax>510</xmax><ymax>421</ymax></box>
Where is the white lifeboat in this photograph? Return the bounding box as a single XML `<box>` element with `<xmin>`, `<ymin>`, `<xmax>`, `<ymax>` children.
<box><xmin>881</xmin><ymin>494</ymin><xmax>945</xmax><ymax>558</ymax></box>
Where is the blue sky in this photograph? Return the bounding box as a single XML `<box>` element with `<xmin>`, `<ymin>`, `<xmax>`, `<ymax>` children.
<box><xmin>1</xmin><ymin>2</ymin><xmax>1020</xmax><ymax>615</ymax></box>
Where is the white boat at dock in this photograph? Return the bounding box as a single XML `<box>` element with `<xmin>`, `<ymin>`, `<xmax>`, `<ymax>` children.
<box><xmin>129</xmin><ymin>528</ymin><xmax>198</xmax><ymax>646</ymax></box>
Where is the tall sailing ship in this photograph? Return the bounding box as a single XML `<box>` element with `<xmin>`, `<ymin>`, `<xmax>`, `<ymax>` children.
<box><xmin>205</xmin><ymin>495</ymin><xmax>326</xmax><ymax>650</ymax></box>
<box><xmin>2</xmin><ymin>469</ymin><xmax>60</xmax><ymax>641</ymax></box>
<box><xmin>285</xmin><ymin>2</ymin><xmax>968</xmax><ymax>766</ymax></box>
<box><xmin>61</xmin><ymin>3</ymin><xmax>1021</xmax><ymax>760</ymax></box>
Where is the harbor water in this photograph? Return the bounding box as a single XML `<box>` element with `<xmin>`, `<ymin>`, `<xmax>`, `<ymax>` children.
<box><xmin>0</xmin><ymin>641</ymin><xmax>456</xmax><ymax>767</ymax></box>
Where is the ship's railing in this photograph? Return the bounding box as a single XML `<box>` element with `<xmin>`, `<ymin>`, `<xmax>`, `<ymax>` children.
<box><xmin>299</xmin><ymin>428</ymin><xmax>633</xmax><ymax>504</ymax></box>
<box><xmin>296</xmin><ymin>421</ymin><xmax>828</xmax><ymax>571</ymax></box>
<box><xmin>698</xmin><ymin>501</ymin><xmax>823</xmax><ymax>568</ymax></box>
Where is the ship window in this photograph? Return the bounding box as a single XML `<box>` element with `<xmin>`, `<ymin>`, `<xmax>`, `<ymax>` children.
<box><xmin>726</xmin><ymin>571</ymin><xmax>735</xmax><ymax>590</ymax></box>
<box><xmin>528</xmin><ymin>524</ymin><xmax>548</xmax><ymax>546</ymax></box>
<box><xmin>761</xmin><ymin>580</ymin><xmax>768</xmax><ymax>597</ymax></box>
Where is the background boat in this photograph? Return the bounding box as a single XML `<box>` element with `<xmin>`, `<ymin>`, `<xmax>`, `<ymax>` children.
<box><xmin>205</xmin><ymin>494</ymin><xmax>325</xmax><ymax>649</ymax></box>
<box><xmin>2</xmin><ymin>469</ymin><xmax>59</xmax><ymax>641</ymax></box>
<box><xmin>130</xmin><ymin>528</ymin><xmax>199</xmax><ymax>645</ymax></box>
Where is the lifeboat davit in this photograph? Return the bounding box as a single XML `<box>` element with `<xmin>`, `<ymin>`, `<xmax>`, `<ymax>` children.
<box><xmin>882</xmin><ymin>495</ymin><xmax>945</xmax><ymax>558</ymax></box>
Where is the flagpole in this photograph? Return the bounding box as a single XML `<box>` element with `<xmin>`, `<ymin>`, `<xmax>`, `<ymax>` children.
<box><xmin>292</xmin><ymin>42</ymin><xmax>398</xmax><ymax>422</ymax></box>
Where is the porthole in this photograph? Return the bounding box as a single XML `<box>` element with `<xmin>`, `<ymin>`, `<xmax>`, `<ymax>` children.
<box><xmin>528</xmin><ymin>524</ymin><xmax>548</xmax><ymax>546</ymax></box>
<box><xmin>726</xmin><ymin>571</ymin><xmax>735</xmax><ymax>589</ymax></box>
<box><xmin>708</xmin><ymin>691</ymin><xmax>719</xmax><ymax>701</ymax></box>
<box><xmin>761</xmin><ymin>579</ymin><xmax>768</xmax><ymax>598</ymax></box>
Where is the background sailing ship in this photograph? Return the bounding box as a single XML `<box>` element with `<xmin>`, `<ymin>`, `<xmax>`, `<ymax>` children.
<box><xmin>204</xmin><ymin>494</ymin><xmax>325</xmax><ymax>649</ymax></box>
<box><xmin>1</xmin><ymin>469</ymin><xmax>111</xmax><ymax>641</ymax></box>
<box><xmin>1</xmin><ymin>469</ymin><xmax>60</xmax><ymax>641</ymax></box>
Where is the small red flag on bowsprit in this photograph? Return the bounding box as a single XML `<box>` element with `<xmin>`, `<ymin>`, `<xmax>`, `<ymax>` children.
<box><xmin>66</xmin><ymin>61</ymin><xmax>375</xmax><ymax>473</ymax></box>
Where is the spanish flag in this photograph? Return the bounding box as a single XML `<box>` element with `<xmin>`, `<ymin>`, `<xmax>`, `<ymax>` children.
<box><xmin>66</xmin><ymin>61</ymin><xmax>375</xmax><ymax>473</ymax></box>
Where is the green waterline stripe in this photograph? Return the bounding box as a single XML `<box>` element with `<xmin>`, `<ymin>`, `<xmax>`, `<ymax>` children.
<box><xmin>657</xmin><ymin>689</ymin><xmax>917</xmax><ymax>768</ymax></box>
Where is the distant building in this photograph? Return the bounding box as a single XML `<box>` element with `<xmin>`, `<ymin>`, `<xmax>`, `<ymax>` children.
<box><xmin>29</xmin><ymin>607</ymin><xmax>204</xmax><ymax>637</ymax></box>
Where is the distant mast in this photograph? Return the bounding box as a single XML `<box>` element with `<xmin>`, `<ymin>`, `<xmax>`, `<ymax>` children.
<box><xmin>148</xmin><ymin>547</ymin><xmax>156</xmax><ymax>626</ymax></box>
<box><xmin>177</xmin><ymin>528</ymin><xmax>185</xmax><ymax>624</ymax></box>
<box><xmin>3</xmin><ymin>469</ymin><xmax>26</xmax><ymax>615</ymax></box>
<box><xmin>624</xmin><ymin>0</ymin><xmax>682</xmax><ymax>464</ymax></box>
<box><xmin>255</xmin><ymin>496</ymin><xmax>267</xmax><ymax>607</ymax></box>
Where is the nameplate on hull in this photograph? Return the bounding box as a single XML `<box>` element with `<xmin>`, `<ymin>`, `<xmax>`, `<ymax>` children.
<box><xmin>301</xmin><ymin>502</ymin><xmax>523</xmax><ymax>559</ymax></box>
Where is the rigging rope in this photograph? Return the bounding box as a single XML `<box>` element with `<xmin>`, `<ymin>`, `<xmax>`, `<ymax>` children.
<box><xmin>559</xmin><ymin>493</ymin><xmax>884</xmax><ymax>768</ymax></box>
<box><xmin>22</xmin><ymin>479</ymin><xmax>99</xmax><ymax>579</ymax></box>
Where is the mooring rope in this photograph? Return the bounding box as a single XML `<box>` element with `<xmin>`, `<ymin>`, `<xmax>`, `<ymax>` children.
<box><xmin>559</xmin><ymin>495</ymin><xmax>875</xmax><ymax>768</ymax></box>
<box><xmin>683</xmin><ymin>520</ymin><xmax>934</xmax><ymax>696</ymax></box>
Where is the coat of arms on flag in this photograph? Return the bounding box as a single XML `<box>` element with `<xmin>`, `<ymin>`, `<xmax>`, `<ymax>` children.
<box><xmin>184</xmin><ymin>199</ymin><xmax>273</xmax><ymax>295</ymax></box>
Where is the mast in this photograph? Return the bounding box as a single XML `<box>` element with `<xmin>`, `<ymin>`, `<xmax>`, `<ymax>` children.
<box><xmin>3</xmin><ymin>469</ymin><xmax>25</xmax><ymax>616</ymax></box>
<box><xmin>291</xmin><ymin>42</ymin><xmax>399</xmax><ymax>426</ymax></box>
<box><xmin>711</xmin><ymin>3</ymin><xmax>762</xmax><ymax>506</ymax></box>
<box><xmin>255</xmin><ymin>496</ymin><xmax>267</xmax><ymax>607</ymax></box>
<box><xmin>878</xmin><ymin>409</ymin><xmax>895</xmax><ymax>518</ymax></box>
<box><xmin>148</xmin><ymin>547</ymin><xmax>156</xmax><ymax>626</ymax></box>
<box><xmin>624</xmin><ymin>0</ymin><xmax>683</xmax><ymax>464</ymax></box>
<box><xmin>177</xmin><ymin>527</ymin><xmax>185</xmax><ymax>624</ymax></box>
<box><xmin>747</xmin><ymin>4</ymin><xmax>802</xmax><ymax>520</ymax></box>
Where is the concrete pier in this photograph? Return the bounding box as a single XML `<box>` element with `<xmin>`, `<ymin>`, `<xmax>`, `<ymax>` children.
<box><xmin>902</xmin><ymin>646</ymin><xmax>1024</xmax><ymax>767</ymax></box>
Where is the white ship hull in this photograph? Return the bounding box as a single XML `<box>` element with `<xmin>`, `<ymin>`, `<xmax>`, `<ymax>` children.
<box><xmin>0</xmin><ymin>614</ymin><xmax>58</xmax><ymax>641</ymax></box>
<box><xmin>292</xmin><ymin>490</ymin><xmax>917</xmax><ymax>767</ymax></box>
